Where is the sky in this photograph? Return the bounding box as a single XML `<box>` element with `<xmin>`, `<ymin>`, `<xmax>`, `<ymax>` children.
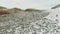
<box><xmin>0</xmin><ymin>0</ymin><xmax>60</xmax><ymax>9</ymax></box>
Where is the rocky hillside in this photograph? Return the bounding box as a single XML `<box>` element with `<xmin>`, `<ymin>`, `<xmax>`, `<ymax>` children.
<box><xmin>0</xmin><ymin>6</ymin><xmax>60</xmax><ymax>34</ymax></box>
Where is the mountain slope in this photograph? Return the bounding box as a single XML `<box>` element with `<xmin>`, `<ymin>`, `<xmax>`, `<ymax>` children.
<box><xmin>51</xmin><ymin>4</ymin><xmax>60</xmax><ymax>9</ymax></box>
<box><xmin>0</xmin><ymin>6</ymin><xmax>60</xmax><ymax>34</ymax></box>
<box><xmin>0</xmin><ymin>7</ymin><xmax>51</xmax><ymax>34</ymax></box>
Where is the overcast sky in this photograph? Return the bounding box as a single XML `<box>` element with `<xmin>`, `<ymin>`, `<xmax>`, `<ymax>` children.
<box><xmin>0</xmin><ymin>0</ymin><xmax>60</xmax><ymax>9</ymax></box>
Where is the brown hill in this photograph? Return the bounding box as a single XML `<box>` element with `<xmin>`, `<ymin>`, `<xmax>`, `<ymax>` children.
<box><xmin>8</xmin><ymin>8</ymin><xmax>22</xmax><ymax>11</ymax></box>
<box><xmin>0</xmin><ymin>6</ymin><xmax>7</xmax><ymax>10</ymax></box>
<box><xmin>0</xmin><ymin>10</ymin><xmax>10</xmax><ymax>15</ymax></box>
<box><xmin>25</xmin><ymin>8</ymin><xmax>40</xmax><ymax>11</ymax></box>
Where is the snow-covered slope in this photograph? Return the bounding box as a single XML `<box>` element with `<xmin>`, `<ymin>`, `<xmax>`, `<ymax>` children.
<box><xmin>44</xmin><ymin>9</ymin><xmax>60</xmax><ymax>26</ymax></box>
